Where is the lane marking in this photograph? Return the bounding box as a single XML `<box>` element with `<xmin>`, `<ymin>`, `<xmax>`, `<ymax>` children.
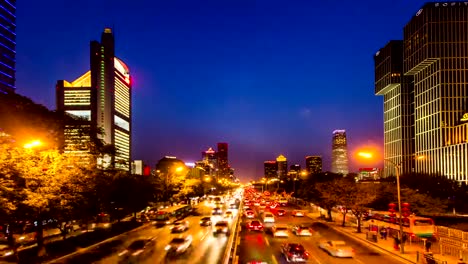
<box><xmin>265</xmin><ymin>237</ymin><xmax>270</xmax><ymax>246</ymax></box>
<box><xmin>353</xmin><ymin>258</ymin><xmax>365</xmax><ymax>264</ymax></box>
<box><xmin>271</xmin><ymin>254</ymin><xmax>279</xmax><ymax>264</ymax></box>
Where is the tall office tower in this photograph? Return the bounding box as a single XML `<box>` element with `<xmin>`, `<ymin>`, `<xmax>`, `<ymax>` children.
<box><xmin>331</xmin><ymin>130</ymin><xmax>349</xmax><ymax>175</ymax></box>
<box><xmin>305</xmin><ymin>155</ymin><xmax>322</xmax><ymax>174</ymax></box>
<box><xmin>264</xmin><ymin>161</ymin><xmax>278</xmax><ymax>178</ymax></box>
<box><xmin>217</xmin><ymin>142</ymin><xmax>229</xmax><ymax>178</ymax></box>
<box><xmin>374</xmin><ymin>41</ymin><xmax>415</xmax><ymax>176</ymax></box>
<box><xmin>201</xmin><ymin>147</ymin><xmax>218</xmax><ymax>177</ymax></box>
<box><xmin>375</xmin><ymin>2</ymin><xmax>468</xmax><ymax>182</ymax></box>
<box><xmin>276</xmin><ymin>154</ymin><xmax>288</xmax><ymax>179</ymax></box>
<box><xmin>0</xmin><ymin>0</ymin><xmax>16</xmax><ymax>94</ymax></box>
<box><xmin>56</xmin><ymin>28</ymin><xmax>132</xmax><ymax>170</ymax></box>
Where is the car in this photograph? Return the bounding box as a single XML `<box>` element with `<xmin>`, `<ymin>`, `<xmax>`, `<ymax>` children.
<box><xmin>262</xmin><ymin>212</ymin><xmax>275</xmax><ymax>223</ymax></box>
<box><xmin>247</xmin><ymin>220</ymin><xmax>264</xmax><ymax>232</ymax></box>
<box><xmin>292</xmin><ymin>224</ymin><xmax>312</xmax><ymax>236</ymax></box>
<box><xmin>291</xmin><ymin>210</ymin><xmax>304</xmax><ymax>217</ymax></box>
<box><xmin>224</xmin><ymin>211</ymin><xmax>234</xmax><ymax>219</ymax></box>
<box><xmin>171</xmin><ymin>220</ymin><xmax>189</xmax><ymax>233</ymax></box>
<box><xmin>165</xmin><ymin>235</ymin><xmax>193</xmax><ymax>255</ymax></box>
<box><xmin>276</xmin><ymin>209</ymin><xmax>286</xmax><ymax>216</ymax></box>
<box><xmin>118</xmin><ymin>237</ymin><xmax>156</xmax><ymax>260</ymax></box>
<box><xmin>245</xmin><ymin>210</ymin><xmax>255</xmax><ymax>218</ymax></box>
<box><xmin>212</xmin><ymin>207</ymin><xmax>223</xmax><ymax>215</ymax></box>
<box><xmin>319</xmin><ymin>240</ymin><xmax>355</xmax><ymax>257</ymax></box>
<box><xmin>199</xmin><ymin>216</ymin><xmax>212</xmax><ymax>226</ymax></box>
<box><xmin>213</xmin><ymin>221</ymin><xmax>231</xmax><ymax>236</ymax></box>
<box><xmin>272</xmin><ymin>224</ymin><xmax>289</xmax><ymax>237</ymax></box>
<box><xmin>280</xmin><ymin>243</ymin><xmax>309</xmax><ymax>263</ymax></box>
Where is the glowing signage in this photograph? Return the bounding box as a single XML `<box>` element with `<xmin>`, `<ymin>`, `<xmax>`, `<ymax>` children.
<box><xmin>461</xmin><ymin>113</ymin><xmax>468</xmax><ymax>122</ymax></box>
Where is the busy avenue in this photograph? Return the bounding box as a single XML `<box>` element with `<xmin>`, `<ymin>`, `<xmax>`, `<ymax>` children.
<box><xmin>54</xmin><ymin>199</ymin><xmax>239</xmax><ymax>264</ymax></box>
<box><xmin>237</xmin><ymin>190</ymin><xmax>408</xmax><ymax>264</ymax></box>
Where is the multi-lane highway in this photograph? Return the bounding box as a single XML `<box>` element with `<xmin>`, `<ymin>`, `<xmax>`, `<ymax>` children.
<box><xmin>59</xmin><ymin>203</ymin><xmax>237</xmax><ymax>264</ymax></box>
<box><xmin>238</xmin><ymin>204</ymin><xmax>407</xmax><ymax>264</ymax></box>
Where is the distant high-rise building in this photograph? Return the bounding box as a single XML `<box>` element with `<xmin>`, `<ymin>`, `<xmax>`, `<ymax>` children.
<box><xmin>331</xmin><ymin>130</ymin><xmax>349</xmax><ymax>175</ymax></box>
<box><xmin>264</xmin><ymin>161</ymin><xmax>277</xmax><ymax>178</ymax></box>
<box><xmin>306</xmin><ymin>156</ymin><xmax>322</xmax><ymax>174</ymax></box>
<box><xmin>289</xmin><ymin>164</ymin><xmax>301</xmax><ymax>173</ymax></box>
<box><xmin>0</xmin><ymin>0</ymin><xmax>16</xmax><ymax>94</ymax></box>
<box><xmin>202</xmin><ymin>147</ymin><xmax>217</xmax><ymax>167</ymax></box>
<box><xmin>287</xmin><ymin>164</ymin><xmax>301</xmax><ymax>180</ymax></box>
<box><xmin>375</xmin><ymin>2</ymin><xmax>468</xmax><ymax>182</ymax></box>
<box><xmin>276</xmin><ymin>154</ymin><xmax>288</xmax><ymax>179</ymax></box>
<box><xmin>56</xmin><ymin>28</ymin><xmax>132</xmax><ymax>170</ymax></box>
<box><xmin>217</xmin><ymin>142</ymin><xmax>229</xmax><ymax>178</ymax></box>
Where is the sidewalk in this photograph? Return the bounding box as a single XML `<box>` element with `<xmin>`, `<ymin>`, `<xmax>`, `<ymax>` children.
<box><xmin>306</xmin><ymin>212</ymin><xmax>460</xmax><ymax>264</ymax></box>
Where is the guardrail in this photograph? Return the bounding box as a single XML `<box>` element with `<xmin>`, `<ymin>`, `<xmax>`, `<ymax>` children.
<box><xmin>222</xmin><ymin>205</ymin><xmax>242</xmax><ymax>264</ymax></box>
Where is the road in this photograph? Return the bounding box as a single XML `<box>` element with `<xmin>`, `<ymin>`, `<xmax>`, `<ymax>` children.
<box><xmin>61</xmin><ymin>203</ymin><xmax>237</xmax><ymax>264</ymax></box>
<box><xmin>237</xmin><ymin>204</ymin><xmax>407</xmax><ymax>264</ymax></box>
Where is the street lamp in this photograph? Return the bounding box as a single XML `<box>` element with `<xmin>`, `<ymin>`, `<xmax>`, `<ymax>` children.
<box><xmin>358</xmin><ymin>152</ymin><xmax>424</xmax><ymax>254</ymax></box>
<box><xmin>24</xmin><ymin>140</ymin><xmax>42</xmax><ymax>149</ymax></box>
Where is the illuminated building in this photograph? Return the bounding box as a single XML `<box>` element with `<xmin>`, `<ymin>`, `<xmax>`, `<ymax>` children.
<box><xmin>202</xmin><ymin>147</ymin><xmax>217</xmax><ymax>168</ymax></box>
<box><xmin>56</xmin><ymin>28</ymin><xmax>132</xmax><ymax>170</ymax></box>
<box><xmin>357</xmin><ymin>168</ymin><xmax>381</xmax><ymax>181</ymax></box>
<box><xmin>374</xmin><ymin>41</ymin><xmax>415</xmax><ymax>176</ymax></box>
<box><xmin>217</xmin><ymin>142</ymin><xmax>229</xmax><ymax>178</ymax></box>
<box><xmin>276</xmin><ymin>154</ymin><xmax>288</xmax><ymax>179</ymax></box>
<box><xmin>305</xmin><ymin>155</ymin><xmax>322</xmax><ymax>174</ymax></box>
<box><xmin>0</xmin><ymin>0</ymin><xmax>15</xmax><ymax>94</ymax></box>
<box><xmin>331</xmin><ymin>130</ymin><xmax>349</xmax><ymax>175</ymax></box>
<box><xmin>375</xmin><ymin>2</ymin><xmax>468</xmax><ymax>182</ymax></box>
<box><xmin>288</xmin><ymin>164</ymin><xmax>301</xmax><ymax>180</ymax></box>
<box><xmin>264</xmin><ymin>161</ymin><xmax>277</xmax><ymax>178</ymax></box>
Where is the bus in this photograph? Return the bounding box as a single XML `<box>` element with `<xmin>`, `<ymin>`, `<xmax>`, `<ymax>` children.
<box><xmin>153</xmin><ymin>205</ymin><xmax>193</xmax><ymax>226</ymax></box>
<box><xmin>365</xmin><ymin>211</ymin><xmax>435</xmax><ymax>238</ymax></box>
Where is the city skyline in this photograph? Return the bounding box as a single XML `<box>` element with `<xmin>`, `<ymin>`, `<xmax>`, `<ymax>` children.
<box><xmin>15</xmin><ymin>0</ymin><xmax>438</xmax><ymax>181</ymax></box>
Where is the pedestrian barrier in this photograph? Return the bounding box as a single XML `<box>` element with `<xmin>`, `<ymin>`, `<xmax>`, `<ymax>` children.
<box><xmin>416</xmin><ymin>251</ymin><xmax>447</xmax><ymax>264</ymax></box>
<box><xmin>222</xmin><ymin>205</ymin><xmax>242</xmax><ymax>264</ymax></box>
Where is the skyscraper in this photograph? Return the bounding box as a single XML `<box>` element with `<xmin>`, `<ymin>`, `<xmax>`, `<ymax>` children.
<box><xmin>375</xmin><ymin>2</ymin><xmax>468</xmax><ymax>182</ymax></box>
<box><xmin>305</xmin><ymin>155</ymin><xmax>322</xmax><ymax>174</ymax></box>
<box><xmin>0</xmin><ymin>0</ymin><xmax>16</xmax><ymax>94</ymax></box>
<box><xmin>276</xmin><ymin>154</ymin><xmax>288</xmax><ymax>179</ymax></box>
<box><xmin>56</xmin><ymin>28</ymin><xmax>132</xmax><ymax>170</ymax></box>
<box><xmin>374</xmin><ymin>41</ymin><xmax>415</xmax><ymax>176</ymax></box>
<box><xmin>217</xmin><ymin>142</ymin><xmax>229</xmax><ymax>178</ymax></box>
<box><xmin>331</xmin><ymin>130</ymin><xmax>349</xmax><ymax>175</ymax></box>
<box><xmin>264</xmin><ymin>161</ymin><xmax>277</xmax><ymax>178</ymax></box>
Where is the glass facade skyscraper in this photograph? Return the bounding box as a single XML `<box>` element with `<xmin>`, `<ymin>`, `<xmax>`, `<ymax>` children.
<box><xmin>56</xmin><ymin>28</ymin><xmax>132</xmax><ymax>171</ymax></box>
<box><xmin>306</xmin><ymin>155</ymin><xmax>322</xmax><ymax>175</ymax></box>
<box><xmin>0</xmin><ymin>0</ymin><xmax>15</xmax><ymax>94</ymax></box>
<box><xmin>331</xmin><ymin>130</ymin><xmax>349</xmax><ymax>175</ymax></box>
<box><xmin>375</xmin><ymin>2</ymin><xmax>468</xmax><ymax>182</ymax></box>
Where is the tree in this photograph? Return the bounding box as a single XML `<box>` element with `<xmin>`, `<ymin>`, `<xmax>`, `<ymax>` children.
<box><xmin>344</xmin><ymin>183</ymin><xmax>378</xmax><ymax>233</ymax></box>
<box><xmin>0</xmin><ymin>136</ymin><xmax>93</xmax><ymax>257</ymax></box>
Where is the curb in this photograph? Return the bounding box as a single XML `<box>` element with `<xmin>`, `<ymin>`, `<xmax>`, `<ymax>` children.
<box><xmin>306</xmin><ymin>214</ymin><xmax>416</xmax><ymax>264</ymax></box>
<box><xmin>45</xmin><ymin>222</ymin><xmax>152</xmax><ymax>264</ymax></box>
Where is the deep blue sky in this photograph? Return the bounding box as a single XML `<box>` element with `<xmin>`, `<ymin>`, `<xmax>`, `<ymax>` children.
<box><xmin>16</xmin><ymin>0</ymin><xmax>432</xmax><ymax>181</ymax></box>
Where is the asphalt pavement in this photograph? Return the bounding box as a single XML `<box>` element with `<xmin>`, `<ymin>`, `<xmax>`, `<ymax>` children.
<box><xmin>237</xmin><ymin>204</ymin><xmax>409</xmax><ymax>264</ymax></box>
<box><xmin>61</xmin><ymin>202</ymin><xmax>237</xmax><ymax>264</ymax></box>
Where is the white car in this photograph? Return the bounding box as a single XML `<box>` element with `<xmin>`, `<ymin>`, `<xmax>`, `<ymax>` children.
<box><xmin>272</xmin><ymin>225</ymin><xmax>289</xmax><ymax>237</ymax></box>
<box><xmin>319</xmin><ymin>240</ymin><xmax>355</xmax><ymax>258</ymax></box>
<box><xmin>165</xmin><ymin>235</ymin><xmax>193</xmax><ymax>255</ymax></box>
<box><xmin>292</xmin><ymin>224</ymin><xmax>312</xmax><ymax>236</ymax></box>
<box><xmin>245</xmin><ymin>210</ymin><xmax>255</xmax><ymax>218</ymax></box>
<box><xmin>263</xmin><ymin>212</ymin><xmax>275</xmax><ymax>223</ymax></box>
<box><xmin>291</xmin><ymin>210</ymin><xmax>304</xmax><ymax>217</ymax></box>
<box><xmin>171</xmin><ymin>220</ymin><xmax>189</xmax><ymax>233</ymax></box>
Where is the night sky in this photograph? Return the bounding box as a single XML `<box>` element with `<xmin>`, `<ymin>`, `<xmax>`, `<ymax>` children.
<box><xmin>16</xmin><ymin>0</ymin><xmax>432</xmax><ymax>181</ymax></box>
